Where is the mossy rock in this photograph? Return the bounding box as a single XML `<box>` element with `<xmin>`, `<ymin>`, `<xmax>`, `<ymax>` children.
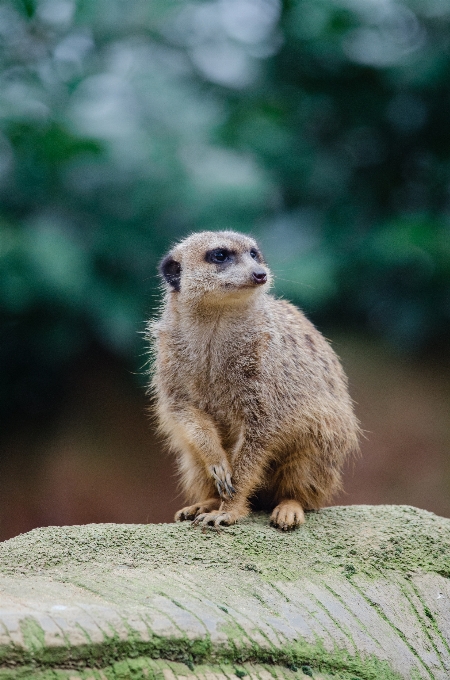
<box><xmin>0</xmin><ymin>506</ymin><xmax>449</xmax><ymax>680</ymax></box>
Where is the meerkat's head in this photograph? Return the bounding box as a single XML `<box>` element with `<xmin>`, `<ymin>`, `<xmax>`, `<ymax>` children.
<box><xmin>159</xmin><ymin>231</ymin><xmax>272</xmax><ymax>308</ymax></box>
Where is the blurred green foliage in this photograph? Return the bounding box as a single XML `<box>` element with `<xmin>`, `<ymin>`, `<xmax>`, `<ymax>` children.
<box><xmin>0</xmin><ymin>0</ymin><xmax>450</xmax><ymax>424</ymax></box>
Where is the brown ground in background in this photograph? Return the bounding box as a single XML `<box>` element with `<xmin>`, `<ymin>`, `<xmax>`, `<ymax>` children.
<box><xmin>335</xmin><ymin>337</ymin><xmax>450</xmax><ymax>516</ymax></box>
<box><xmin>1</xmin><ymin>336</ymin><xmax>449</xmax><ymax>541</ymax></box>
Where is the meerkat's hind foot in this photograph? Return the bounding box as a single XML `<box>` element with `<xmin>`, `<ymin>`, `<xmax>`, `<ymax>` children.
<box><xmin>191</xmin><ymin>508</ymin><xmax>244</xmax><ymax>528</ymax></box>
<box><xmin>270</xmin><ymin>500</ymin><xmax>305</xmax><ymax>531</ymax></box>
<box><xmin>174</xmin><ymin>498</ymin><xmax>220</xmax><ymax>522</ymax></box>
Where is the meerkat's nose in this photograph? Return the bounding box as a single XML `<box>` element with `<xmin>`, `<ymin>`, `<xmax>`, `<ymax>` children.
<box><xmin>252</xmin><ymin>270</ymin><xmax>267</xmax><ymax>285</ymax></box>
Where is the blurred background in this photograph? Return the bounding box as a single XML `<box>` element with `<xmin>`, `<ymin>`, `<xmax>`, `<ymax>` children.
<box><xmin>1</xmin><ymin>0</ymin><xmax>449</xmax><ymax>541</ymax></box>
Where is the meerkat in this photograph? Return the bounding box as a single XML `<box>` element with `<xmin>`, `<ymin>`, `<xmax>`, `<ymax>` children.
<box><xmin>148</xmin><ymin>230</ymin><xmax>360</xmax><ymax>530</ymax></box>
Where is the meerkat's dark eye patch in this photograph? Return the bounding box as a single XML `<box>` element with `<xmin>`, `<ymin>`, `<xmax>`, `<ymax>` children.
<box><xmin>250</xmin><ymin>248</ymin><xmax>261</xmax><ymax>261</ymax></box>
<box><xmin>205</xmin><ymin>248</ymin><xmax>235</xmax><ymax>265</ymax></box>
<box><xmin>160</xmin><ymin>256</ymin><xmax>181</xmax><ymax>291</ymax></box>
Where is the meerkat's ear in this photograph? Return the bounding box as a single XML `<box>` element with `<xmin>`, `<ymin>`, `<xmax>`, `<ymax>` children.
<box><xmin>159</xmin><ymin>255</ymin><xmax>181</xmax><ymax>292</ymax></box>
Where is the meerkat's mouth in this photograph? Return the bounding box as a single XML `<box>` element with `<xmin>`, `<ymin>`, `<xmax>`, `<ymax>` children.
<box><xmin>221</xmin><ymin>283</ymin><xmax>262</xmax><ymax>291</ymax></box>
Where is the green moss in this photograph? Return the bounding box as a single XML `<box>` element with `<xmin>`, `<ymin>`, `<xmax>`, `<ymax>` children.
<box><xmin>19</xmin><ymin>618</ymin><xmax>45</xmax><ymax>653</ymax></box>
<box><xmin>0</xmin><ymin>506</ymin><xmax>448</xmax><ymax>582</ymax></box>
<box><xmin>0</xmin><ymin>615</ymin><xmax>406</xmax><ymax>679</ymax></box>
<box><xmin>0</xmin><ymin>658</ymin><xmax>403</xmax><ymax>680</ymax></box>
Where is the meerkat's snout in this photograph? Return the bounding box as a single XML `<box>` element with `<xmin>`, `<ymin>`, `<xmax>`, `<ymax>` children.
<box><xmin>252</xmin><ymin>269</ymin><xmax>267</xmax><ymax>285</ymax></box>
<box><xmin>222</xmin><ymin>253</ymin><xmax>269</xmax><ymax>293</ymax></box>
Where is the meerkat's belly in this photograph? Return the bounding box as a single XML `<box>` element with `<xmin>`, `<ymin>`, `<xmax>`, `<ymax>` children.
<box><xmin>193</xmin><ymin>369</ymin><xmax>247</xmax><ymax>428</ymax></box>
<box><xmin>177</xmin><ymin>338</ymin><xmax>257</xmax><ymax>445</ymax></box>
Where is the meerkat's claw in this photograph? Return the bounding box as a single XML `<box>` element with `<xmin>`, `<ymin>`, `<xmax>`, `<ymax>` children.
<box><xmin>225</xmin><ymin>473</ymin><xmax>236</xmax><ymax>496</ymax></box>
<box><xmin>191</xmin><ymin>512</ymin><xmax>209</xmax><ymax>527</ymax></box>
<box><xmin>215</xmin><ymin>479</ymin><xmax>224</xmax><ymax>496</ymax></box>
<box><xmin>175</xmin><ymin>508</ymin><xmax>193</xmax><ymax>521</ymax></box>
<box><xmin>213</xmin><ymin>512</ymin><xmax>234</xmax><ymax>527</ymax></box>
<box><xmin>192</xmin><ymin>511</ymin><xmax>237</xmax><ymax>527</ymax></box>
<box><xmin>222</xmin><ymin>481</ymin><xmax>236</xmax><ymax>498</ymax></box>
<box><xmin>175</xmin><ymin>498</ymin><xmax>221</xmax><ymax>522</ymax></box>
<box><xmin>211</xmin><ymin>465</ymin><xmax>235</xmax><ymax>499</ymax></box>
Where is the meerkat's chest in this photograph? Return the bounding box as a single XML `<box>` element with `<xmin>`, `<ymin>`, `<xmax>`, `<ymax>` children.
<box><xmin>172</xmin><ymin>326</ymin><xmax>263</xmax><ymax>406</ymax></box>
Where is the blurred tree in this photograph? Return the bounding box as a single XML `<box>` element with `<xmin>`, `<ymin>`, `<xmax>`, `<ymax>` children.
<box><xmin>0</xmin><ymin>0</ymin><xmax>449</xmax><ymax>426</ymax></box>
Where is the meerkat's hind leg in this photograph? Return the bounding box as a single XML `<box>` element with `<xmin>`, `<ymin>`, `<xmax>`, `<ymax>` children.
<box><xmin>175</xmin><ymin>498</ymin><xmax>221</xmax><ymax>522</ymax></box>
<box><xmin>270</xmin><ymin>500</ymin><xmax>305</xmax><ymax>531</ymax></box>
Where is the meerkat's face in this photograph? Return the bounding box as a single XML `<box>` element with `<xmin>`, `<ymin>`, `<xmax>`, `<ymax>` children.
<box><xmin>159</xmin><ymin>231</ymin><xmax>272</xmax><ymax>306</ymax></box>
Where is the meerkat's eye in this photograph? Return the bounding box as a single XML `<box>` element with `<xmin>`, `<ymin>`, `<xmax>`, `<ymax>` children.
<box><xmin>205</xmin><ymin>248</ymin><xmax>232</xmax><ymax>264</ymax></box>
<box><xmin>250</xmin><ymin>248</ymin><xmax>259</xmax><ymax>260</ymax></box>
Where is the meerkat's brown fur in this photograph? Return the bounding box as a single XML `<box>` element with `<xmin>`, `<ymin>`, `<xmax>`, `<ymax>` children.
<box><xmin>148</xmin><ymin>231</ymin><xmax>360</xmax><ymax>530</ymax></box>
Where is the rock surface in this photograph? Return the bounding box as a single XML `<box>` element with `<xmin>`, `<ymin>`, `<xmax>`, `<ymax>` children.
<box><xmin>0</xmin><ymin>506</ymin><xmax>449</xmax><ymax>680</ymax></box>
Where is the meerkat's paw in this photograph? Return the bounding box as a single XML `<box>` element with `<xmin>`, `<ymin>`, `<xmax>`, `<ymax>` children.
<box><xmin>191</xmin><ymin>508</ymin><xmax>242</xmax><ymax>528</ymax></box>
<box><xmin>270</xmin><ymin>500</ymin><xmax>305</xmax><ymax>531</ymax></box>
<box><xmin>175</xmin><ymin>498</ymin><xmax>220</xmax><ymax>522</ymax></box>
<box><xmin>210</xmin><ymin>463</ymin><xmax>235</xmax><ymax>500</ymax></box>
